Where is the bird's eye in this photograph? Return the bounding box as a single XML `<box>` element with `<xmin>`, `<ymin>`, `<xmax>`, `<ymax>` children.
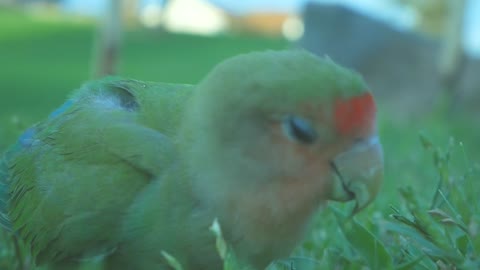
<box><xmin>283</xmin><ymin>115</ymin><xmax>317</xmax><ymax>144</ymax></box>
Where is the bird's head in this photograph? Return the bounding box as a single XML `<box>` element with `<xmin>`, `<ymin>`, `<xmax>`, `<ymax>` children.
<box><xmin>184</xmin><ymin>50</ymin><xmax>383</xmax><ymax>216</ymax></box>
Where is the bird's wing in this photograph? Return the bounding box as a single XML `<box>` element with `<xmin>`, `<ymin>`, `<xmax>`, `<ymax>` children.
<box><xmin>0</xmin><ymin>78</ymin><xmax>191</xmax><ymax>264</ymax></box>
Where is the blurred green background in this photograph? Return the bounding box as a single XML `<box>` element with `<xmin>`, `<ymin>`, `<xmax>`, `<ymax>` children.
<box><xmin>0</xmin><ymin>0</ymin><xmax>479</xmax><ymax>269</ymax></box>
<box><xmin>0</xmin><ymin>5</ymin><xmax>290</xmax><ymax>150</ymax></box>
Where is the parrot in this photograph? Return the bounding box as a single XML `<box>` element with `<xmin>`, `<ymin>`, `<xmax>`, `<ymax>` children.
<box><xmin>0</xmin><ymin>50</ymin><xmax>383</xmax><ymax>270</ymax></box>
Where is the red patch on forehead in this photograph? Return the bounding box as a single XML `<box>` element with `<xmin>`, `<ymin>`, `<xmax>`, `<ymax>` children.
<box><xmin>334</xmin><ymin>92</ymin><xmax>376</xmax><ymax>136</ymax></box>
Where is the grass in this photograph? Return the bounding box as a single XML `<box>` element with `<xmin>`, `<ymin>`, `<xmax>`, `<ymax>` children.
<box><xmin>0</xmin><ymin>8</ymin><xmax>289</xmax><ymax>150</ymax></box>
<box><xmin>0</xmin><ymin>7</ymin><xmax>479</xmax><ymax>270</ymax></box>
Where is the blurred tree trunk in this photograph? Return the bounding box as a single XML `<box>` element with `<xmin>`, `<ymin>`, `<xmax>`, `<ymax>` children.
<box><xmin>93</xmin><ymin>0</ymin><xmax>123</xmax><ymax>78</ymax></box>
<box><xmin>123</xmin><ymin>0</ymin><xmax>139</xmax><ymax>27</ymax></box>
<box><xmin>438</xmin><ymin>0</ymin><xmax>466</xmax><ymax>99</ymax></box>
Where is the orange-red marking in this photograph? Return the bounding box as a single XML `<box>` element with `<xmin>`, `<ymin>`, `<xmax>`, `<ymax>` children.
<box><xmin>334</xmin><ymin>92</ymin><xmax>376</xmax><ymax>136</ymax></box>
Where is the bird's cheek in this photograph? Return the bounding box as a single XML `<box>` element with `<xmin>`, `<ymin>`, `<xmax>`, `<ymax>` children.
<box><xmin>292</xmin><ymin>152</ymin><xmax>334</xmax><ymax>200</ymax></box>
<box><xmin>268</xmin><ymin>132</ymin><xmax>333</xmax><ymax>199</ymax></box>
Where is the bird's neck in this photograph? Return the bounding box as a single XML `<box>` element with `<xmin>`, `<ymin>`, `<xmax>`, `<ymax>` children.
<box><xmin>193</xmin><ymin>172</ymin><xmax>323</xmax><ymax>267</ymax></box>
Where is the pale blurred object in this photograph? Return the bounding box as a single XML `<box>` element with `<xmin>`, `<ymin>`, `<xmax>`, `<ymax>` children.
<box><xmin>140</xmin><ymin>2</ymin><xmax>162</xmax><ymax>28</ymax></box>
<box><xmin>282</xmin><ymin>15</ymin><xmax>304</xmax><ymax>41</ymax></box>
<box><xmin>160</xmin><ymin>0</ymin><xmax>228</xmax><ymax>35</ymax></box>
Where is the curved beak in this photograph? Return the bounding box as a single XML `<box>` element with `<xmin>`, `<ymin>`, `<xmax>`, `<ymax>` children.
<box><xmin>329</xmin><ymin>136</ymin><xmax>383</xmax><ymax>214</ymax></box>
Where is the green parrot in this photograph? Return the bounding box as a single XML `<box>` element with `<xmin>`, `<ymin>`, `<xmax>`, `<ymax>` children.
<box><xmin>0</xmin><ymin>50</ymin><xmax>383</xmax><ymax>269</ymax></box>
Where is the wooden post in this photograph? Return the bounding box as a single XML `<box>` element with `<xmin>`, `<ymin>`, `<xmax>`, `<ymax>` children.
<box><xmin>93</xmin><ymin>0</ymin><xmax>122</xmax><ymax>78</ymax></box>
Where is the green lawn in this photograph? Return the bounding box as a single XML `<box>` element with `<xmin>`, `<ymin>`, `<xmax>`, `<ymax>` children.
<box><xmin>0</xmin><ymin>7</ymin><xmax>479</xmax><ymax>270</ymax></box>
<box><xmin>0</xmin><ymin>8</ymin><xmax>289</xmax><ymax>150</ymax></box>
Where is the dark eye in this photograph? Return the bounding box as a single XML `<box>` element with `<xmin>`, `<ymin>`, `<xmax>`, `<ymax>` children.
<box><xmin>283</xmin><ymin>115</ymin><xmax>317</xmax><ymax>144</ymax></box>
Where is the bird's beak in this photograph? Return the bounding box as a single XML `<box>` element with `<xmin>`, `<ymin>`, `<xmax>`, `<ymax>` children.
<box><xmin>329</xmin><ymin>136</ymin><xmax>383</xmax><ymax>214</ymax></box>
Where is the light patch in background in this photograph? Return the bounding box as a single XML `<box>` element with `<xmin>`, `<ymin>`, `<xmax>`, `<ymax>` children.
<box><xmin>465</xmin><ymin>0</ymin><xmax>480</xmax><ymax>58</ymax></box>
<box><xmin>282</xmin><ymin>15</ymin><xmax>304</xmax><ymax>41</ymax></box>
<box><xmin>140</xmin><ymin>3</ymin><xmax>163</xmax><ymax>28</ymax></box>
<box><xmin>210</xmin><ymin>0</ymin><xmax>310</xmax><ymax>14</ymax></box>
<box><xmin>62</xmin><ymin>0</ymin><xmax>107</xmax><ymax>16</ymax></box>
<box><xmin>161</xmin><ymin>0</ymin><xmax>228</xmax><ymax>35</ymax></box>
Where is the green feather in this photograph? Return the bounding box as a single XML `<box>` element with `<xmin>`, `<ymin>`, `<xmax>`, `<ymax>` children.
<box><xmin>2</xmin><ymin>78</ymin><xmax>193</xmax><ymax>265</ymax></box>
